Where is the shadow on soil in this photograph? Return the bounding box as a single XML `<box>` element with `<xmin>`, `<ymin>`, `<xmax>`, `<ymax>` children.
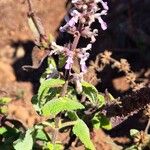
<box><xmin>11</xmin><ymin>40</ymin><xmax>48</xmax><ymax>94</ymax></box>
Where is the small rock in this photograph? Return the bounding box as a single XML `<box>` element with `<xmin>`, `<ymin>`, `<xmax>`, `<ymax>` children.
<box><xmin>16</xmin><ymin>46</ymin><xmax>25</xmax><ymax>59</ymax></box>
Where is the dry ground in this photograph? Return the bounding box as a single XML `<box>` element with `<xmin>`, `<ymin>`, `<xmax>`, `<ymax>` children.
<box><xmin>0</xmin><ymin>0</ymin><xmax>66</xmax><ymax>100</ymax></box>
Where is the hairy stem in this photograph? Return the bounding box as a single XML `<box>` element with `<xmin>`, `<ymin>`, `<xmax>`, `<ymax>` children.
<box><xmin>52</xmin><ymin>117</ymin><xmax>60</xmax><ymax>145</ymax></box>
<box><xmin>60</xmin><ymin>80</ymin><xmax>69</xmax><ymax>97</ymax></box>
<box><xmin>60</xmin><ymin>31</ymin><xmax>81</xmax><ymax>96</ymax></box>
<box><xmin>27</xmin><ymin>0</ymin><xmax>33</xmax><ymax>12</ymax></box>
<box><xmin>26</xmin><ymin>0</ymin><xmax>46</xmax><ymax>41</ymax></box>
<box><xmin>59</xmin><ymin>121</ymin><xmax>77</xmax><ymax>129</ymax></box>
<box><xmin>53</xmin><ymin>31</ymin><xmax>81</xmax><ymax>146</ymax></box>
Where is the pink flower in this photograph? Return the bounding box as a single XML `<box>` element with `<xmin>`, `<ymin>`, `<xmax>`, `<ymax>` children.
<box><xmin>80</xmin><ymin>52</ymin><xmax>89</xmax><ymax>73</ymax></box>
<box><xmin>60</xmin><ymin>10</ymin><xmax>81</xmax><ymax>32</ymax></box>
<box><xmin>78</xmin><ymin>44</ymin><xmax>92</xmax><ymax>73</ymax></box>
<box><xmin>100</xmin><ymin>10</ymin><xmax>108</xmax><ymax>15</ymax></box>
<box><xmin>60</xmin><ymin>17</ymin><xmax>78</xmax><ymax>32</ymax></box>
<box><xmin>97</xmin><ymin>16</ymin><xmax>107</xmax><ymax>30</ymax></box>
<box><xmin>65</xmin><ymin>51</ymin><xmax>74</xmax><ymax>70</ymax></box>
<box><xmin>99</xmin><ymin>0</ymin><xmax>109</xmax><ymax>10</ymax></box>
<box><xmin>72</xmin><ymin>0</ymin><xmax>80</xmax><ymax>3</ymax></box>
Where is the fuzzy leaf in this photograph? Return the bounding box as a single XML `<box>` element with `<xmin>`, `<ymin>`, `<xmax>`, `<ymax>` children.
<box><xmin>42</xmin><ymin>97</ymin><xmax>84</xmax><ymax>116</ymax></box>
<box><xmin>47</xmin><ymin>57</ymin><xmax>57</xmax><ymax>69</ymax></box>
<box><xmin>13</xmin><ymin>129</ymin><xmax>33</xmax><ymax>150</ymax></box>
<box><xmin>31</xmin><ymin>95</ymin><xmax>41</xmax><ymax>112</ymax></box>
<box><xmin>58</xmin><ymin>55</ymin><xmax>66</xmax><ymax>69</ymax></box>
<box><xmin>40</xmin><ymin>57</ymin><xmax>57</xmax><ymax>83</ymax></box>
<box><xmin>0</xmin><ymin>127</ymin><xmax>7</xmax><ymax>135</ymax></box>
<box><xmin>97</xmin><ymin>94</ymin><xmax>105</xmax><ymax>107</ymax></box>
<box><xmin>38</xmin><ymin>79</ymin><xmax>65</xmax><ymax>102</ymax></box>
<box><xmin>82</xmin><ymin>82</ymin><xmax>105</xmax><ymax>107</ymax></box>
<box><xmin>36</xmin><ymin>129</ymin><xmax>48</xmax><ymax>141</ymax></box>
<box><xmin>82</xmin><ymin>81</ymin><xmax>97</xmax><ymax>102</ymax></box>
<box><xmin>92</xmin><ymin>114</ymin><xmax>112</xmax><ymax>130</ymax></box>
<box><xmin>73</xmin><ymin>119</ymin><xmax>95</xmax><ymax>150</ymax></box>
<box><xmin>67</xmin><ymin>111</ymin><xmax>79</xmax><ymax>121</ymax></box>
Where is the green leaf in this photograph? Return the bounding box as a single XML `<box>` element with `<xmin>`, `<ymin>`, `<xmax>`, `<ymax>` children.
<box><xmin>40</xmin><ymin>57</ymin><xmax>57</xmax><ymax>83</ymax></box>
<box><xmin>92</xmin><ymin>116</ymin><xmax>100</xmax><ymax>129</ymax></box>
<box><xmin>1</xmin><ymin>126</ymin><xmax>19</xmax><ymax>142</ymax></box>
<box><xmin>82</xmin><ymin>81</ymin><xmax>98</xmax><ymax>102</ymax></box>
<box><xmin>125</xmin><ymin>145</ymin><xmax>138</xmax><ymax>150</ymax></box>
<box><xmin>38</xmin><ymin>79</ymin><xmax>65</xmax><ymax>104</ymax></box>
<box><xmin>40</xmin><ymin>88</ymin><xmax>59</xmax><ymax>108</ymax></box>
<box><xmin>58</xmin><ymin>55</ymin><xmax>66</xmax><ymax>69</ymax></box>
<box><xmin>36</xmin><ymin>129</ymin><xmax>48</xmax><ymax>141</ymax></box>
<box><xmin>97</xmin><ymin>94</ymin><xmax>105</xmax><ymax>107</ymax></box>
<box><xmin>67</xmin><ymin>111</ymin><xmax>79</xmax><ymax>121</ymax></box>
<box><xmin>66</xmin><ymin>86</ymin><xmax>78</xmax><ymax>102</ymax></box>
<box><xmin>0</xmin><ymin>105</ymin><xmax>8</xmax><ymax>114</ymax></box>
<box><xmin>53</xmin><ymin>143</ymin><xmax>64</xmax><ymax>150</ymax></box>
<box><xmin>46</xmin><ymin>88</ymin><xmax>59</xmax><ymax>100</ymax></box>
<box><xmin>92</xmin><ymin>114</ymin><xmax>112</xmax><ymax>130</ymax></box>
<box><xmin>130</xmin><ymin>129</ymin><xmax>139</xmax><ymax>137</ymax></box>
<box><xmin>82</xmin><ymin>82</ymin><xmax>105</xmax><ymax>107</ymax></box>
<box><xmin>47</xmin><ymin>57</ymin><xmax>57</xmax><ymax>69</ymax></box>
<box><xmin>73</xmin><ymin>119</ymin><xmax>95</xmax><ymax>150</ymax></box>
<box><xmin>42</xmin><ymin>97</ymin><xmax>84</xmax><ymax>116</ymax></box>
<box><xmin>0</xmin><ymin>127</ymin><xmax>7</xmax><ymax>135</ymax></box>
<box><xmin>13</xmin><ymin>129</ymin><xmax>34</xmax><ymax>150</ymax></box>
<box><xmin>0</xmin><ymin>97</ymin><xmax>11</xmax><ymax>105</ymax></box>
<box><xmin>44</xmin><ymin>142</ymin><xmax>64</xmax><ymax>150</ymax></box>
<box><xmin>31</xmin><ymin>95</ymin><xmax>41</xmax><ymax>112</ymax></box>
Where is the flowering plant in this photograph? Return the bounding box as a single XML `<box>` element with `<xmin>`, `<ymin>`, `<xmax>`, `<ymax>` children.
<box><xmin>34</xmin><ymin>1</ymin><xmax>110</xmax><ymax>149</ymax></box>
<box><xmin>1</xmin><ymin>0</ymin><xmax>136</xmax><ymax>149</ymax></box>
<box><xmin>1</xmin><ymin>0</ymin><xmax>150</xmax><ymax>149</ymax></box>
